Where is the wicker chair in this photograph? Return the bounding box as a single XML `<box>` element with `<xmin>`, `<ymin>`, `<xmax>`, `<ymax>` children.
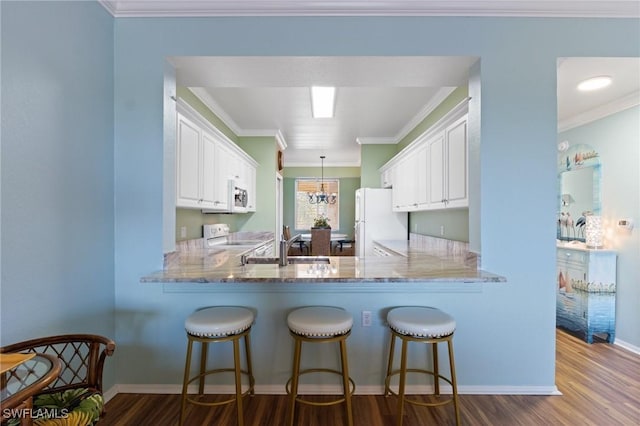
<box><xmin>1</xmin><ymin>334</ymin><xmax>115</xmax><ymax>424</ymax></box>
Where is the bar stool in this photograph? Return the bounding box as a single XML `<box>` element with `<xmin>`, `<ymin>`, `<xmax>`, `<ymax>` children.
<box><xmin>286</xmin><ymin>306</ymin><xmax>355</xmax><ymax>426</ymax></box>
<box><xmin>180</xmin><ymin>306</ymin><xmax>255</xmax><ymax>426</ymax></box>
<box><xmin>384</xmin><ymin>306</ymin><xmax>460</xmax><ymax>426</ymax></box>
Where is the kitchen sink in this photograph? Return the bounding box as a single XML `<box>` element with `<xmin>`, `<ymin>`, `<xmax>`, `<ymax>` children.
<box><xmin>242</xmin><ymin>257</ymin><xmax>280</xmax><ymax>264</ymax></box>
<box><xmin>241</xmin><ymin>256</ymin><xmax>330</xmax><ymax>265</ymax></box>
<box><xmin>287</xmin><ymin>256</ymin><xmax>330</xmax><ymax>264</ymax></box>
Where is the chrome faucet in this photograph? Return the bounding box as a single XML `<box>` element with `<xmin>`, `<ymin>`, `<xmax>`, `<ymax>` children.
<box><xmin>279</xmin><ymin>233</ymin><xmax>302</xmax><ymax>266</ymax></box>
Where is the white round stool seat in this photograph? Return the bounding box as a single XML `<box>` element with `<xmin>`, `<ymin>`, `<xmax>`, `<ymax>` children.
<box><xmin>185</xmin><ymin>307</ymin><xmax>254</xmax><ymax>337</ymax></box>
<box><xmin>387</xmin><ymin>307</ymin><xmax>456</xmax><ymax>338</ymax></box>
<box><xmin>288</xmin><ymin>306</ymin><xmax>353</xmax><ymax>337</ymax></box>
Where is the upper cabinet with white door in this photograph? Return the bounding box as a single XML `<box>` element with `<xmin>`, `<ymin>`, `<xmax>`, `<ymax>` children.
<box><xmin>176</xmin><ymin>113</ymin><xmax>218</xmax><ymax>209</ymax></box>
<box><xmin>427</xmin><ymin>115</ymin><xmax>468</xmax><ymax>209</ymax></box>
<box><xmin>176</xmin><ymin>100</ymin><xmax>258</xmax><ymax>213</ymax></box>
<box><xmin>380</xmin><ymin>100</ymin><xmax>468</xmax><ymax>212</ymax></box>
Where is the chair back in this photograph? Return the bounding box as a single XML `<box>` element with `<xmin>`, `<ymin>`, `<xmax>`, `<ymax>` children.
<box><xmin>0</xmin><ymin>334</ymin><xmax>115</xmax><ymax>394</ymax></box>
<box><xmin>311</xmin><ymin>228</ymin><xmax>331</xmax><ymax>256</ymax></box>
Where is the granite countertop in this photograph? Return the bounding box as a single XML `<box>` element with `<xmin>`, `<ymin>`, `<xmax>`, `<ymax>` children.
<box><xmin>141</xmin><ymin>238</ymin><xmax>505</xmax><ymax>284</ymax></box>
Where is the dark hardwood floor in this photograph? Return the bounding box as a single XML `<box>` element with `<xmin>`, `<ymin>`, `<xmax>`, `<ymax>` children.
<box><xmin>100</xmin><ymin>330</ymin><xmax>639</xmax><ymax>425</ymax></box>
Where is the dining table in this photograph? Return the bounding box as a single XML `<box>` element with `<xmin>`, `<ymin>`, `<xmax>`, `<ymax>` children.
<box><xmin>1</xmin><ymin>353</ymin><xmax>62</xmax><ymax>426</ymax></box>
<box><xmin>300</xmin><ymin>232</ymin><xmax>348</xmax><ymax>242</ymax></box>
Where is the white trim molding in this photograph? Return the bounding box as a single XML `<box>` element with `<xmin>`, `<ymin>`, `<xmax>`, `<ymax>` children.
<box><xmin>559</xmin><ymin>90</ymin><xmax>640</xmax><ymax>132</ymax></box>
<box><xmin>103</xmin><ymin>382</ymin><xmax>562</xmax><ymax>404</ymax></box>
<box><xmin>615</xmin><ymin>338</ymin><xmax>640</xmax><ymax>355</ymax></box>
<box><xmin>99</xmin><ymin>1</ymin><xmax>640</xmax><ymax>18</ymax></box>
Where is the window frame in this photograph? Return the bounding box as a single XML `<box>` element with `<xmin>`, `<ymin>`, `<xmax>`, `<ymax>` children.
<box><xmin>294</xmin><ymin>178</ymin><xmax>340</xmax><ymax>231</ymax></box>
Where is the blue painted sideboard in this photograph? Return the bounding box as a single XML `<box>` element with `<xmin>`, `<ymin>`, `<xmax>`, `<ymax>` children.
<box><xmin>556</xmin><ymin>245</ymin><xmax>617</xmax><ymax>343</ymax></box>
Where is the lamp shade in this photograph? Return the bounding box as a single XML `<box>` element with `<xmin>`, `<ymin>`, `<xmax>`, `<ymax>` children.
<box><xmin>585</xmin><ymin>215</ymin><xmax>603</xmax><ymax>248</ymax></box>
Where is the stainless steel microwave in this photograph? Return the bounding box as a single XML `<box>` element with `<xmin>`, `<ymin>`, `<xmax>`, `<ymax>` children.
<box><xmin>229</xmin><ymin>180</ymin><xmax>248</xmax><ymax>213</ymax></box>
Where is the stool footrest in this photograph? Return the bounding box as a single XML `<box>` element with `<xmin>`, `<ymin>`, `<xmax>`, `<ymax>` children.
<box><xmin>384</xmin><ymin>369</ymin><xmax>456</xmax><ymax>408</ymax></box>
<box><xmin>286</xmin><ymin>368</ymin><xmax>355</xmax><ymax>407</ymax></box>
<box><xmin>185</xmin><ymin>368</ymin><xmax>255</xmax><ymax>407</ymax></box>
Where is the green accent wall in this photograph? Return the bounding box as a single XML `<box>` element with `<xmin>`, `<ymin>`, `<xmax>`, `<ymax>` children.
<box><xmin>360</xmin><ymin>144</ymin><xmax>397</xmax><ymax>188</ymax></box>
<box><xmin>283</xmin><ymin>167</ymin><xmax>360</xmax><ymax>238</ymax></box>
<box><xmin>397</xmin><ymin>86</ymin><xmax>469</xmax><ymax>151</ymax></box>
<box><xmin>410</xmin><ymin>209</ymin><xmax>469</xmax><ymax>242</ymax></box>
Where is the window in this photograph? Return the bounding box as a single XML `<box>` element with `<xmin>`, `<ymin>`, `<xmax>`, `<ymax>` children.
<box><xmin>295</xmin><ymin>178</ymin><xmax>340</xmax><ymax>230</ymax></box>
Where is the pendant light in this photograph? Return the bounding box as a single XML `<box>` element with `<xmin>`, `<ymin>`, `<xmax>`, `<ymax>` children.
<box><xmin>308</xmin><ymin>156</ymin><xmax>337</xmax><ymax>204</ymax></box>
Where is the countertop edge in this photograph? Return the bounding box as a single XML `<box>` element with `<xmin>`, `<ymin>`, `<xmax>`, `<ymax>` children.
<box><xmin>140</xmin><ymin>272</ymin><xmax>506</xmax><ymax>284</ymax></box>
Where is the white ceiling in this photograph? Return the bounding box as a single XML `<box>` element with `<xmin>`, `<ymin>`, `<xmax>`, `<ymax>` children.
<box><xmin>557</xmin><ymin>57</ymin><xmax>640</xmax><ymax>132</ymax></box>
<box><xmin>171</xmin><ymin>56</ymin><xmax>476</xmax><ymax>166</ymax></box>
<box><xmin>171</xmin><ymin>56</ymin><xmax>639</xmax><ymax>166</ymax></box>
<box><xmin>119</xmin><ymin>1</ymin><xmax>639</xmax><ymax>167</ymax></box>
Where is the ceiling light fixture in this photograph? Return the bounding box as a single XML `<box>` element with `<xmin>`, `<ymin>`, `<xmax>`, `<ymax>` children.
<box><xmin>311</xmin><ymin>86</ymin><xmax>335</xmax><ymax>118</ymax></box>
<box><xmin>308</xmin><ymin>156</ymin><xmax>337</xmax><ymax>204</ymax></box>
<box><xmin>577</xmin><ymin>75</ymin><xmax>612</xmax><ymax>91</ymax></box>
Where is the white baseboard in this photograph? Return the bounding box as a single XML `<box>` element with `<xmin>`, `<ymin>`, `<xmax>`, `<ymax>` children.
<box><xmin>102</xmin><ymin>383</ymin><xmax>561</xmax><ymax>403</ymax></box>
<box><xmin>614</xmin><ymin>338</ymin><xmax>640</xmax><ymax>355</ymax></box>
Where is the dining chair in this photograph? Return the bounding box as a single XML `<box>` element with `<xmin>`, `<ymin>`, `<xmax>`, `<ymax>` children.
<box><xmin>311</xmin><ymin>228</ymin><xmax>331</xmax><ymax>256</ymax></box>
<box><xmin>283</xmin><ymin>225</ymin><xmax>309</xmax><ymax>255</ymax></box>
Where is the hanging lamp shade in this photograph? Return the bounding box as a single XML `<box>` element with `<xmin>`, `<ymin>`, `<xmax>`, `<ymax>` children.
<box><xmin>308</xmin><ymin>156</ymin><xmax>337</xmax><ymax>204</ymax></box>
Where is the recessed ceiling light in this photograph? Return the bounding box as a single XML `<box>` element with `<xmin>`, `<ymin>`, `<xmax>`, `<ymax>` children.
<box><xmin>311</xmin><ymin>86</ymin><xmax>335</xmax><ymax>118</ymax></box>
<box><xmin>577</xmin><ymin>76</ymin><xmax>612</xmax><ymax>91</ymax></box>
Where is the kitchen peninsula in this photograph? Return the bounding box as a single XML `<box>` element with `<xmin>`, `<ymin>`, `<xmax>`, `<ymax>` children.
<box><xmin>139</xmin><ymin>236</ymin><xmax>510</xmax><ymax>394</ymax></box>
<box><xmin>142</xmin><ymin>237</ymin><xmax>505</xmax><ymax>285</ymax></box>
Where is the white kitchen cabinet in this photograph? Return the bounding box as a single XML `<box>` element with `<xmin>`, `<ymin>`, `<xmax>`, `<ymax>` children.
<box><xmin>380</xmin><ymin>167</ymin><xmax>393</xmax><ymax>189</ymax></box>
<box><xmin>246</xmin><ymin>164</ymin><xmax>257</xmax><ymax>212</ymax></box>
<box><xmin>380</xmin><ymin>114</ymin><xmax>469</xmax><ymax>212</ymax></box>
<box><xmin>176</xmin><ymin>100</ymin><xmax>258</xmax><ymax>213</ymax></box>
<box><xmin>427</xmin><ymin>133</ymin><xmax>446</xmax><ymax>209</ymax></box>
<box><xmin>176</xmin><ymin>113</ymin><xmax>217</xmax><ymax>209</ymax></box>
<box><xmin>391</xmin><ymin>154</ymin><xmax>420</xmax><ymax>212</ymax></box>
<box><xmin>428</xmin><ymin>116</ymin><xmax>468</xmax><ymax>209</ymax></box>
<box><xmin>414</xmin><ymin>142</ymin><xmax>429</xmax><ymax>209</ymax></box>
<box><xmin>443</xmin><ymin>116</ymin><xmax>468</xmax><ymax>208</ymax></box>
<box><xmin>380</xmin><ymin>108</ymin><xmax>468</xmax><ymax>212</ymax></box>
<box><xmin>556</xmin><ymin>246</ymin><xmax>616</xmax><ymax>343</ymax></box>
<box><xmin>201</xmin><ymin>131</ymin><xmax>217</xmax><ymax>207</ymax></box>
<box><xmin>211</xmin><ymin>140</ymin><xmax>231</xmax><ymax>211</ymax></box>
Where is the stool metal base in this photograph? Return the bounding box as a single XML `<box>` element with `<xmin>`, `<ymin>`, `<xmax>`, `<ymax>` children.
<box><xmin>384</xmin><ymin>329</ymin><xmax>460</xmax><ymax>426</ymax></box>
<box><xmin>180</xmin><ymin>328</ymin><xmax>255</xmax><ymax>426</ymax></box>
<box><xmin>287</xmin><ymin>330</ymin><xmax>354</xmax><ymax>426</ymax></box>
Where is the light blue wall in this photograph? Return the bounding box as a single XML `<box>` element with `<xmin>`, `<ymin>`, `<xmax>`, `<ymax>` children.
<box><xmin>112</xmin><ymin>15</ymin><xmax>638</xmax><ymax>389</ymax></box>
<box><xmin>0</xmin><ymin>0</ymin><xmax>116</xmax><ymax>383</ymax></box>
<box><xmin>2</xmin><ymin>1</ymin><xmax>639</xmax><ymax>394</ymax></box>
<box><xmin>559</xmin><ymin>106</ymin><xmax>640</xmax><ymax>348</ymax></box>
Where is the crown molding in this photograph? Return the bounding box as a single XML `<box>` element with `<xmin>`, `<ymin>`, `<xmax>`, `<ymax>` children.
<box><xmin>186</xmin><ymin>87</ymin><xmax>290</xmax><ymax>149</ymax></box>
<box><xmin>392</xmin><ymin>86</ymin><xmax>457</xmax><ymax>143</ymax></box>
<box><xmin>356</xmin><ymin>137</ymin><xmax>397</xmax><ymax>145</ymax></box>
<box><xmin>189</xmin><ymin>87</ymin><xmax>243</xmax><ymax>135</ymax></box>
<box><xmin>558</xmin><ymin>90</ymin><xmax>640</xmax><ymax>132</ymax></box>
<box><xmin>357</xmin><ymin>86</ymin><xmax>456</xmax><ymax>145</ymax></box>
<box><xmin>99</xmin><ymin>1</ymin><xmax>640</xmax><ymax>18</ymax></box>
<box><xmin>285</xmin><ymin>160</ymin><xmax>361</xmax><ymax>168</ymax></box>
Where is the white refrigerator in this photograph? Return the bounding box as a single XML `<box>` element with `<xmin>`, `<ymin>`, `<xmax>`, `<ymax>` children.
<box><xmin>355</xmin><ymin>188</ymin><xmax>408</xmax><ymax>257</ymax></box>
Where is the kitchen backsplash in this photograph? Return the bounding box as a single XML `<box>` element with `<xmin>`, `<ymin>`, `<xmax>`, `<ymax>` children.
<box><xmin>409</xmin><ymin>233</ymin><xmax>479</xmax><ymax>269</ymax></box>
